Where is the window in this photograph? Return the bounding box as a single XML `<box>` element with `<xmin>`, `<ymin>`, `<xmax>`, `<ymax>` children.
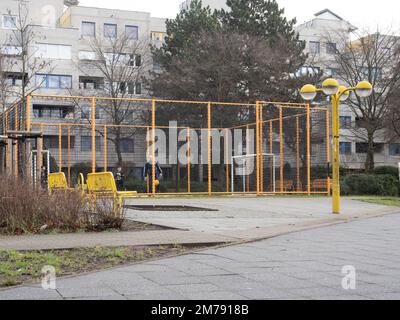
<box><xmin>339</xmin><ymin>116</ymin><xmax>352</xmax><ymax>129</ymax></box>
<box><xmin>79</xmin><ymin>51</ymin><xmax>96</xmax><ymax>60</ymax></box>
<box><xmin>296</xmin><ymin>66</ymin><xmax>320</xmax><ymax>77</ymax></box>
<box><xmin>81</xmin><ymin>136</ymin><xmax>102</xmax><ymax>152</ymax></box>
<box><xmin>126</xmin><ymin>25</ymin><xmax>138</xmax><ymax>40</ymax></box>
<box><xmin>129</xmin><ymin>54</ymin><xmax>141</xmax><ymax>67</ymax></box>
<box><xmin>361</xmin><ymin>67</ymin><xmax>382</xmax><ymax>80</ymax></box>
<box><xmin>79</xmin><ymin>77</ymin><xmax>104</xmax><ymax>90</ymax></box>
<box><xmin>326</xmin><ymin>68</ymin><xmax>339</xmax><ymax>77</ymax></box>
<box><xmin>33</xmin><ymin>105</ymin><xmax>75</xmax><ymax>119</ymax></box>
<box><xmin>3</xmin><ymin>15</ymin><xmax>17</xmax><ymax>29</ymax></box>
<box><xmin>120</xmin><ymin>138</ymin><xmax>134</xmax><ymax>153</ymax></box>
<box><xmin>36</xmin><ymin>74</ymin><xmax>72</xmax><ymax>89</ymax></box>
<box><xmin>389</xmin><ymin>144</ymin><xmax>400</xmax><ymax>156</ymax></box>
<box><xmin>356</xmin><ymin>143</ymin><xmax>384</xmax><ymax>154</ymax></box>
<box><xmin>104</xmin><ymin>23</ymin><xmax>117</xmax><ymax>38</ymax></box>
<box><xmin>339</xmin><ymin>142</ymin><xmax>352</xmax><ymax>155</ymax></box>
<box><xmin>126</xmin><ymin>82</ymin><xmax>142</xmax><ymax>95</ymax></box>
<box><xmin>1</xmin><ymin>45</ymin><xmax>22</xmax><ymax>56</ymax></box>
<box><xmin>82</xmin><ymin>22</ymin><xmax>95</xmax><ymax>37</ymax></box>
<box><xmin>309</xmin><ymin>41</ymin><xmax>320</xmax><ymax>54</ymax></box>
<box><xmin>35</xmin><ymin>44</ymin><xmax>72</xmax><ymax>60</ymax></box>
<box><xmin>326</xmin><ymin>42</ymin><xmax>337</xmax><ymax>54</ymax></box>
<box><xmin>5</xmin><ymin>73</ymin><xmax>25</xmax><ymax>87</ymax></box>
<box><xmin>43</xmin><ymin>135</ymin><xmax>75</xmax><ymax>149</ymax></box>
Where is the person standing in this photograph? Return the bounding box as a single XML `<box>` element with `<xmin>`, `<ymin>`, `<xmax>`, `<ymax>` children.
<box><xmin>115</xmin><ymin>166</ymin><xmax>125</xmax><ymax>191</ymax></box>
<box><xmin>143</xmin><ymin>156</ymin><xmax>163</xmax><ymax>193</ymax></box>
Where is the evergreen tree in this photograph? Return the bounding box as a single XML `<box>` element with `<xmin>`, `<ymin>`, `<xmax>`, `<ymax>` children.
<box><xmin>152</xmin><ymin>0</ymin><xmax>220</xmax><ymax>68</ymax></box>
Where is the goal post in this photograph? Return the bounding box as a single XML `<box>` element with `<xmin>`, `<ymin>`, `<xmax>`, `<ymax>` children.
<box><xmin>231</xmin><ymin>153</ymin><xmax>276</xmax><ymax>193</ymax></box>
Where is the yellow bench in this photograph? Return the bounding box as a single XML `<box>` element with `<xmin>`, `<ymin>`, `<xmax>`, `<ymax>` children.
<box><xmin>48</xmin><ymin>172</ymin><xmax>69</xmax><ymax>192</ymax></box>
<box><xmin>312</xmin><ymin>179</ymin><xmax>328</xmax><ymax>191</ymax></box>
<box><xmin>87</xmin><ymin>172</ymin><xmax>137</xmax><ymax>217</ymax></box>
<box><xmin>77</xmin><ymin>173</ymin><xmax>87</xmax><ymax>195</ymax></box>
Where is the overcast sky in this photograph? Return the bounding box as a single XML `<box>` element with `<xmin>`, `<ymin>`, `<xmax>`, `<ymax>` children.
<box><xmin>79</xmin><ymin>0</ymin><xmax>400</xmax><ymax>32</ymax></box>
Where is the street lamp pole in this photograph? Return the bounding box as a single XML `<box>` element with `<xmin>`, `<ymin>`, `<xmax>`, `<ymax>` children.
<box><xmin>300</xmin><ymin>79</ymin><xmax>373</xmax><ymax>215</ymax></box>
<box><xmin>331</xmin><ymin>93</ymin><xmax>341</xmax><ymax>214</ymax></box>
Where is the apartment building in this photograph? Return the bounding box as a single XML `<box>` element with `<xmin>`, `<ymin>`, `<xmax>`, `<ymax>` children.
<box><xmin>180</xmin><ymin>0</ymin><xmax>229</xmax><ymax>11</ymax></box>
<box><xmin>296</xmin><ymin>9</ymin><xmax>400</xmax><ymax>169</ymax></box>
<box><xmin>0</xmin><ymin>0</ymin><xmax>166</xmax><ymax>176</ymax></box>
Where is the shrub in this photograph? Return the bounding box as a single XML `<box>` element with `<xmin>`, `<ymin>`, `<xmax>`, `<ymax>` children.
<box><xmin>341</xmin><ymin>174</ymin><xmax>398</xmax><ymax>197</ymax></box>
<box><xmin>374</xmin><ymin>166</ymin><xmax>399</xmax><ymax>180</ymax></box>
<box><xmin>0</xmin><ymin>175</ymin><xmax>122</xmax><ymax>235</ymax></box>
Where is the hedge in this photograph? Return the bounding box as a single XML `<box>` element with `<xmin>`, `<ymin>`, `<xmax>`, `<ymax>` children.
<box><xmin>341</xmin><ymin>174</ymin><xmax>399</xmax><ymax>197</ymax></box>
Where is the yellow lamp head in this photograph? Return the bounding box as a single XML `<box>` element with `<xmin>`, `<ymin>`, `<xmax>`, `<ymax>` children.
<box><xmin>338</xmin><ymin>86</ymin><xmax>350</xmax><ymax>102</ymax></box>
<box><xmin>322</xmin><ymin>78</ymin><xmax>339</xmax><ymax>96</ymax></box>
<box><xmin>355</xmin><ymin>81</ymin><xmax>373</xmax><ymax>98</ymax></box>
<box><xmin>300</xmin><ymin>84</ymin><xmax>317</xmax><ymax>101</ymax></box>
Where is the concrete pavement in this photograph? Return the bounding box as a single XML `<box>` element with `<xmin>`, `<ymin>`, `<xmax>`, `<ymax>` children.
<box><xmin>1</xmin><ymin>212</ymin><xmax>400</xmax><ymax>300</ymax></box>
<box><xmin>0</xmin><ymin>197</ymin><xmax>397</xmax><ymax>251</ymax></box>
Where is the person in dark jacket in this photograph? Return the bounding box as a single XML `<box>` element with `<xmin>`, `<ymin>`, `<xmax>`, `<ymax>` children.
<box><xmin>143</xmin><ymin>156</ymin><xmax>163</xmax><ymax>193</ymax></box>
<box><xmin>115</xmin><ymin>166</ymin><xmax>125</xmax><ymax>190</ymax></box>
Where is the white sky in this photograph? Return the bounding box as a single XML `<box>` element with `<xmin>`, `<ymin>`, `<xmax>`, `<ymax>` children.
<box><xmin>79</xmin><ymin>0</ymin><xmax>400</xmax><ymax>32</ymax></box>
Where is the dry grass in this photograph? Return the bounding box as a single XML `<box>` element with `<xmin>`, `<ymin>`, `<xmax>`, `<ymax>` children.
<box><xmin>0</xmin><ymin>175</ymin><xmax>123</xmax><ymax>235</ymax></box>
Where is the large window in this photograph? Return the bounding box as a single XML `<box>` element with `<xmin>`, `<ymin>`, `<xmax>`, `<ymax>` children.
<box><xmin>81</xmin><ymin>136</ymin><xmax>102</xmax><ymax>152</ymax></box>
<box><xmin>35</xmin><ymin>43</ymin><xmax>72</xmax><ymax>60</ymax></box>
<box><xmin>389</xmin><ymin>144</ymin><xmax>400</xmax><ymax>156</ymax></box>
<box><xmin>5</xmin><ymin>73</ymin><xmax>25</xmax><ymax>87</ymax></box>
<box><xmin>339</xmin><ymin>142</ymin><xmax>352</xmax><ymax>155</ymax></box>
<box><xmin>82</xmin><ymin>21</ymin><xmax>95</xmax><ymax>37</ymax></box>
<box><xmin>79</xmin><ymin>50</ymin><xmax>96</xmax><ymax>60</ymax></box>
<box><xmin>126</xmin><ymin>25</ymin><xmax>138</xmax><ymax>40</ymax></box>
<box><xmin>339</xmin><ymin>116</ymin><xmax>352</xmax><ymax>129</ymax></box>
<box><xmin>2</xmin><ymin>15</ymin><xmax>17</xmax><ymax>29</ymax></box>
<box><xmin>309</xmin><ymin>41</ymin><xmax>320</xmax><ymax>54</ymax></box>
<box><xmin>33</xmin><ymin>105</ymin><xmax>75</xmax><ymax>119</ymax></box>
<box><xmin>297</xmin><ymin>66</ymin><xmax>320</xmax><ymax>77</ymax></box>
<box><xmin>44</xmin><ymin>135</ymin><xmax>75</xmax><ymax>149</ymax></box>
<box><xmin>104</xmin><ymin>23</ymin><xmax>117</xmax><ymax>38</ymax></box>
<box><xmin>1</xmin><ymin>45</ymin><xmax>22</xmax><ymax>56</ymax></box>
<box><xmin>36</xmin><ymin>74</ymin><xmax>72</xmax><ymax>89</ymax></box>
<box><xmin>120</xmin><ymin>138</ymin><xmax>135</xmax><ymax>153</ymax></box>
<box><xmin>356</xmin><ymin>142</ymin><xmax>384</xmax><ymax>154</ymax></box>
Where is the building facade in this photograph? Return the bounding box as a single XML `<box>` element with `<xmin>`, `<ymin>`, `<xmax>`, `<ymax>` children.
<box><xmin>0</xmin><ymin>0</ymin><xmax>166</xmax><ymax>177</ymax></box>
<box><xmin>296</xmin><ymin>9</ymin><xmax>400</xmax><ymax>169</ymax></box>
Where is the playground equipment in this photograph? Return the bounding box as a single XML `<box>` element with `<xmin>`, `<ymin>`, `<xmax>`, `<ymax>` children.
<box><xmin>0</xmin><ymin>95</ymin><xmax>331</xmax><ymax>196</ymax></box>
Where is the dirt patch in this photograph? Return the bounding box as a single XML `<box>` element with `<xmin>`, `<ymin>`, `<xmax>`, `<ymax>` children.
<box><xmin>0</xmin><ymin>244</ymin><xmax>210</xmax><ymax>288</ymax></box>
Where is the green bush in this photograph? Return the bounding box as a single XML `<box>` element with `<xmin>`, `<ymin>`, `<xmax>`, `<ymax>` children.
<box><xmin>341</xmin><ymin>174</ymin><xmax>399</xmax><ymax>197</ymax></box>
<box><xmin>374</xmin><ymin>166</ymin><xmax>399</xmax><ymax>180</ymax></box>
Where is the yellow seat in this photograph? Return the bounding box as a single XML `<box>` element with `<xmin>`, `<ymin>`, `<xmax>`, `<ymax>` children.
<box><xmin>312</xmin><ymin>179</ymin><xmax>328</xmax><ymax>191</ymax></box>
<box><xmin>48</xmin><ymin>172</ymin><xmax>69</xmax><ymax>192</ymax></box>
<box><xmin>87</xmin><ymin>172</ymin><xmax>137</xmax><ymax>217</ymax></box>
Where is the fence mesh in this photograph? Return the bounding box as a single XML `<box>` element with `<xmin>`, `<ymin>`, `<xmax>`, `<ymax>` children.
<box><xmin>0</xmin><ymin>95</ymin><xmax>330</xmax><ymax>195</ymax></box>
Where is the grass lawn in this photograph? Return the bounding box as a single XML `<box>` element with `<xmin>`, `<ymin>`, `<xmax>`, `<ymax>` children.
<box><xmin>0</xmin><ymin>244</ymin><xmax>193</xmax><ymax>288</ymax></box>
<box><xmin>352</xmin><ymin>197</ymin><xmax>400</xmax><ymax>207</ymax></box>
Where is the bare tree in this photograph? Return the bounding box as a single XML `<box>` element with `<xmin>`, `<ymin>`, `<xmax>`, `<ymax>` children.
<box><xmin>4</xmin><ymin>1</ymin><xmax>52</xmax><ymax>106</ymax></box>
<box><xmin>328</xmin><ymin>30</ymin><xmax>400</xmax><ymax>172</ymax></box>
<box><xmin>76</xmin><ymin>33</ymin><xmax>151</xmax><ymax>165</ymax></box>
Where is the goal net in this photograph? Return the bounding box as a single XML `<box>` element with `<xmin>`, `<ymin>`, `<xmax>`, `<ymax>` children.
<box><xmin>231</xmin><ymin>153</ymin><xmax>276</xmax><ymax>193</ymax></box>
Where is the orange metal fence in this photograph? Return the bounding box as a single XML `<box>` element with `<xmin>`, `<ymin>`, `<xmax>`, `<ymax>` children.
<box><xmin>0</xmin><ymin>94</ymin><xmax>330</xmax><ymax>196</ymax></box>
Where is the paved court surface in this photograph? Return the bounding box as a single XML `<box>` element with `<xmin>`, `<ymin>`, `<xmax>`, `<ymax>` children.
<box><xmin>126</xmin><ymin>197</ymin><xmax>397</xmax><ymax>235</ymax></box>
<box><xmin>1</xmin><ymin>212</ymin><xmax>399</xmax><ymax>300</ymax></box>
<box><xmin>1</xmin><ymin>197</ymin><xmax>397</xmax><ymax>251</ymax></box>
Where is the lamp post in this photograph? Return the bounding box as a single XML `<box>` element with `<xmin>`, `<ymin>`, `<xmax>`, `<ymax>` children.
<box><xmin>300</xmin><ymin>79</ymin><xmax>373</xmax><ymax>214</ymax></box>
